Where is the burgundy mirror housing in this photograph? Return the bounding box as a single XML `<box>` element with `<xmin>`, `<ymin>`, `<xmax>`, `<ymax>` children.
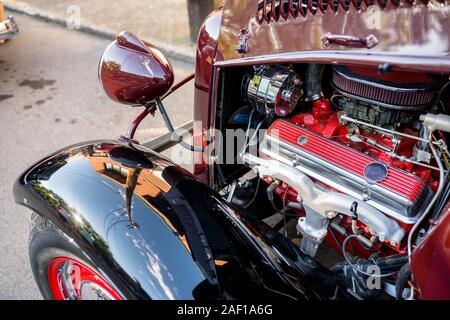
<box><xmin>99</xmin><ymin>31</ymin><xmax>174</xmax><ymax>106</ymax></box>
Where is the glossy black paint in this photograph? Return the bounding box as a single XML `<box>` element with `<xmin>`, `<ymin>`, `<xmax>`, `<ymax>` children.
<box><xmin>14</xmin><ymin>141</ymin><xmax>348</xmax><ymax>300</ymax></box>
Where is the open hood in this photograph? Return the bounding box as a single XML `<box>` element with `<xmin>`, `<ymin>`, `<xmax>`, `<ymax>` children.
<box><xmin>217</xmin><ymin>0</ymin><xmax>450</xmax><ymax>71</ymax></box>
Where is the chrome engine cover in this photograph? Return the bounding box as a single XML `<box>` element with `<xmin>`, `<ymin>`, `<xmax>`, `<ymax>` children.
<box><xmin>259</xmin><ymin>120</ymin><xmax>435</xmax><ymax>225</ymax></box>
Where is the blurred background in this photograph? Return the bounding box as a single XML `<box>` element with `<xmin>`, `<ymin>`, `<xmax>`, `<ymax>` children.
<box><xmin>0</xmin><ymin>0</ymin><xmax>221</xmax><ymax>299</ymax></box>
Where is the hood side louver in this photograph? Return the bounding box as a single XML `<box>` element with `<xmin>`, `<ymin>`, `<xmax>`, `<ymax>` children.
<box><xmin>257</xmin><ymin>0</ymin><xmax>445</xmax><ymax>24</ymax></box>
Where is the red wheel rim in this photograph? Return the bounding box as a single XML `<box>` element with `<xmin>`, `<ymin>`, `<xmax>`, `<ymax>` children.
<box><xmin>48</xmin><ymin>257</ymin><xmax>122</xmax><ymax>300</ymax></box>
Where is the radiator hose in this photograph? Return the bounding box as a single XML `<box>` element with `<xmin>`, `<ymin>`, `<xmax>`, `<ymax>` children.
<box><xmin>305</xmin><ymin>64</ymin><xmax>323</xmax><ymax>101</ymax></box>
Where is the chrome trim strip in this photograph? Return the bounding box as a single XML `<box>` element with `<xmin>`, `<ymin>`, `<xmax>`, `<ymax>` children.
<box><xmin>213</xmin><ymin>51</ymin><xmax>450</xmax><ymax>74</ymax></box>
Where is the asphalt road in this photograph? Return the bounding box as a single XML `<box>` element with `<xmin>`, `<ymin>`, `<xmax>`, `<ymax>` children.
<box><xmin>0</xmin><ymin>12</ymin><xmax>194</xmax><ymax>300</ymax></box>
<box><xmin>11</xmin><ymin>0</ymin><xmax>195</xmax><ymax>48</ymax></box>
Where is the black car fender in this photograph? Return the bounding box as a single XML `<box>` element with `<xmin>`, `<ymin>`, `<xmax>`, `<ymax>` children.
<box><xmin>13</xmin><ymin>140</ymin><xmax>345</xmax><ymax>300</ymax></box>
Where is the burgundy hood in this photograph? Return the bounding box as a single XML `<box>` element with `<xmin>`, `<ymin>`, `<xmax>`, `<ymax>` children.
<box><xmin>216</xmin><ymin>1</ymin><xmax>450</xmax><ymax>72</ymax></box>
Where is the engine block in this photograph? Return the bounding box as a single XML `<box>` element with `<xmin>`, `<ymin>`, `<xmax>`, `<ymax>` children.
<box><xmin>260</xmin><ymin>119</ymin><xmax>434</xmax><ymax>225</ymax></box>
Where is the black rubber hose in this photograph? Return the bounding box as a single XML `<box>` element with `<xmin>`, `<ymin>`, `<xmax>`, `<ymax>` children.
<box><xmin>305</xmin><ymin>64</ymin><xmax>323</xmax><ymax>101</ymax></box>
<box><xmin>349</xmin><ymin>254</ymin><xmax>408</xmax><ymax>274</ymax></box>
<box><xmin>395</xmin><ymin>263</ymin><xmax>412</xmax><ymax>300</ymax></box>
<box><xmin>267</xmin><ymin>181</ymin><xmax>282</xmax><ymax>212</ymax></box>
<box><xmin>373</xmin><ymin>254</ymin><xmax>409</xmax><ymax>273</ymax></box>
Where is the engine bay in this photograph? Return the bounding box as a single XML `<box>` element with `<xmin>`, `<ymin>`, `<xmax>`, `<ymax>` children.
<box><xmin>214</xmin><ymin>63</ymin><xmax>450</xmax><ymax>299</ymax></box>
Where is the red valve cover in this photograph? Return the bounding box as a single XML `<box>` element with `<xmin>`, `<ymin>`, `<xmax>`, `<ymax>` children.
<box><xmin>267</xmin><ymin>119</ymin><xmax>428</xmax><ymax>203</ymax></box>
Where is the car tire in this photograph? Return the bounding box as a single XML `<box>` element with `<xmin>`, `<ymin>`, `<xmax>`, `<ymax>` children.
<box><xmin>28</xmin><ymin>214</ymin><xmax>121</xmax><ymax>300</ymax></box>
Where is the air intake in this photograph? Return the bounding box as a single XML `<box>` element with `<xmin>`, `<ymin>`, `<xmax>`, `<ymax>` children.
<box><xmin>332</xmin><ymin>65</ymin><xmax>440</xmax><ymax>109</ymax></box>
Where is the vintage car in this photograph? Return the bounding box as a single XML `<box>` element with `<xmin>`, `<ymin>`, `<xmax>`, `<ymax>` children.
<box><xmin>13</xmin><ymin>0</ymin><xmax>450</xmax><ymax>300</ymax></box>
<box><xmin>0</xmin><ymin>2</ymin><xmax>18</xmax><ymax>43</ymax></box>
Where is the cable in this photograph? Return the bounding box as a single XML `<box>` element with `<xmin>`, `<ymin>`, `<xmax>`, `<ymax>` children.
<box><xmin>328</xmin><ymin>227</ymin><xmax>343</xmax><ymax>252</ymax></box>
<box><xmin>235</xmin><ymin>115</ymin><xmax>267</xmax><ymax>161</ymax></box>
<box><xmin>342</xmin><ymin>235</ymin><xmax>396</xmax><ymax>278</ymax></box>
<box><xmin>243</xmin><ymin>178</ymin><xmax>261</xmax><ymax>209</ymax></box>
<box><xmin>430</xmin><ymin>132</ymin><xmax>450</xmax><ymax>219</ymax></box>
<box><xmin>156</xmin><ymin>98</ymin><xmax>204</xmax><ymax>152</ymax></box>
<box><xmin>281</xmin><ymin>189</ymin><xmax>291</xmax><ymax>236</ymax></box>
<box><xmin>432</xmin><ymin>81</ymin><xmax>450</xmax><ymax>112</ymax></box>
<box><xmin>270</xmin><ymin>198</ymin><xmax>282</xmax><ymax>213</ymax></box>
<box><xmin>432</xmin><ymin>133</ymin><xmax>450</xmax><ymax>169</ymax></box>
<box><xmin>235</xmin><ymin>108</ymin><xmax>255</xmax><ymax>162</ymax></box>
<box><xmin>437</xmin><ymin>81</ymin><xmax>450</xmax><ymax>105</ymax></box>
<box><xmin>432</xmin><ymin>168</ymin><xmax>450</xmax><ymax>220</ymax></box>
<box><xmin>438</xmin><ymin>99</ymin><xmax>447</xmax><ymax>112</ymax></box>
<box><xmin>238</xmin><ymin>116</ymin><xmax>267</xmax><ymax>161</ymax></box>
<box><xmin>407</xmin><ymin>131</ymin><xmax>446</xmax><ymax>262</ymax></box>
<box><xmin>260</xmin><ymin>279</ymin><xmax>298</xmax><ymax>301</ymax></box>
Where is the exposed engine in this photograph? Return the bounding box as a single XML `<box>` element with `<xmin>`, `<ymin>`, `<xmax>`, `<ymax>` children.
<box><xmin>226</xmin><ymin>63</ymin><xmax>450</xmax><ymax>299</ymax></box>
